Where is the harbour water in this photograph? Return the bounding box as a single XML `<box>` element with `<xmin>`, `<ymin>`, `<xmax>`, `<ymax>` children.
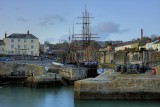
<box><xmin>0</xmin><ymin>86</ymin><xmax>160</xmax><ymax>107</ymax></box>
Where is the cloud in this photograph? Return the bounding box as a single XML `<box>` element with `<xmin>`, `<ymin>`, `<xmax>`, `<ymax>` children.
<box><xmin>92</xmin><ymin>21</ymin><xmax>129</xmax><ymax>34</ymax></box>
<box><xmin>17</xmin><ymin>18</ymin><xmax>29</xmax><ymax>22</ymax></box>
<box><xmin>39</xmin><ymin>15</ymin><xmax>65</xmax><ymax>26</ymax></box>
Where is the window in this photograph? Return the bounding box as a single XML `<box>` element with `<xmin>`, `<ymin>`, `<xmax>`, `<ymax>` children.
<box><xmin>11</xmin><ymin>39</ymin><xmax>14</xmax><ymax>42</ymax></box>
<box><xmin>18</xmin><ymin>51</ymin><xmax>20</xmax><ymax>54</ymax></box>
<box><xmin>11</xmin><ymin>51</ymin><xmax>14</xmax><ymax>54</ymax></box>
<box><xmin>24</xmin><ymin>51</ymin><xmax>27</xmax><ymax>55</ymax></box>
<box><xmin>18</xmin><ymin>39</ymin><xmax>20</xmax><ymax>42</ymax></box>
<box><xmin>24</xmin><ymin>39</ymin><xmax>27</xmax><ymax>43</ymax></box>
<box><xmin>11</xmin><ymin>45</ymin><xmax>14</xmax><ymax>49</ymax></box>
<box><xmin>18</xmin><ymin>45</ymin><xmax>21</xmax><ymax>49</ymax></box>
<box><xmin>31</xmin><ymin>40</ymin><xmax>34</xmax><ymax>43</ymax></box>
<box><xmin>31</xmin><ymin>51</ymin><xmax>33</xmax><ymax>55</ymax></box>
<box><xmin>24</xmin><ymin>45</ymin><xmax>27</xmax><ymax>48</ymax></box>
<box><xmin>31</xmin><ymin>45</ymin><xmax>34</xmax><ymax>49</ymax></box>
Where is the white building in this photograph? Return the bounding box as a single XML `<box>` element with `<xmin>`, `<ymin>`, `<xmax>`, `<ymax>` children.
<box><xmin>3</xmin><ymin>31</ymin><xmax>39</xmax><ymax>56</ymax></box>
<box><xmin>0</xmin><ymin>40</ymin><xmax>5</xmax><ymax>54</ymax></box>
<box><xmin>145</xmin><ymin>40</ymin><xmax>158</xmax><ymax>50</ymax></box>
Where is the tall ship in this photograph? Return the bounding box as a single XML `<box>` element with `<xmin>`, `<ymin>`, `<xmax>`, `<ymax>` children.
<box><xmin>67</xmin><ymin>8</ymin><xmax>100</xmax><ymax>77</ymax></box>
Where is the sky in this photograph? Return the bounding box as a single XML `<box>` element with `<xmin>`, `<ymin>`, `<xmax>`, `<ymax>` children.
<box><xmin>0</xmin><ymin>0</ymin><xmax>160</xmax><ymax>44</ymax></box>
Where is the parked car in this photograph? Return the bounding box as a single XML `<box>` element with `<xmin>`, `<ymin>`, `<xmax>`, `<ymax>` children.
<box><xmin>0</xmin><ymin>57</ymin><xmax>14</xmax><ymax>61</ymax></box>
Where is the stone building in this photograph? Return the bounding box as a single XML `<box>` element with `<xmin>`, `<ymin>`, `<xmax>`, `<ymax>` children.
<box><xmin>0</xmin><ymin>40</ymin><xmax>5</xmax><ymax>55</ymax></box>
<box><xmin>98</xmin><ymin>46</ymin><xmax>114</xmax><ymax>64</ymax></box>
<box><xmin>3</xmin><ymin>31</ymin><xmax>39</xmax><ymax>56</ymax></box>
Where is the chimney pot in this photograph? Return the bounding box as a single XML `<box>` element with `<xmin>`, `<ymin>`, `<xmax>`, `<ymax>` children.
<box><xmin>5</xmin><ymin>33</ymin><xmax>7</xmax><ymax>38</ymax></box>
<box><xmin>141</xmin><ymin>29</ymin><xmax>143</xmax><ymax>40</ymax></box>
<box><xmin>27</xmin><ymin>30</ymin><xmax>29</xmax><ymax>35</ymax></box>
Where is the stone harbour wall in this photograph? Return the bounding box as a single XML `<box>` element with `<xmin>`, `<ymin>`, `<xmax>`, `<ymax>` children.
<box><xmin>0</xmin><ymin>62</ymin><xmax>45</xmax><ymax>76</ymax></box>
<box><xmin>59</xmin><ymin>67</ymin><xmax>87</xmax><ymax>81</ymax></box>
<box><xmin>74</xmin><ymin>69</ymin><xmax>160</xmax><ymax>100</ymax></box>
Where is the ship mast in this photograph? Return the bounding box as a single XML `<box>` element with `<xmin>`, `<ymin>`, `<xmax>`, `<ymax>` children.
<box><xmin>74</xmin><ymin>8</ymin><xmax>99</xmax><ymax>61</ymax></box>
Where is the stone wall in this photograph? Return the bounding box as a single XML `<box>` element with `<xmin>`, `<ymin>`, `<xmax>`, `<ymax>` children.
<box><xmin>0</xmin><ymin>62</ymin><xmax>45</xmax><ymax>76</ymax></box>
<box><xmin>99</xmin><ymin>51</ymin><xmax>114</xmax><ymax>64</ymax></box>
<box><xmin>113</xmin><ymin>50</ymin><xmax>160</xmax><ymax>67</ymax></box>
<box><xmin>154</xmin><ymin>64</ymin><xmax>160</xmax><ymax>75</ymax></box>
<box><xmin>74</xmin><ymin>69</ymin><xmax>160</xmax><ymax>99</ymax></box>
<box><xmin>59</xmin><ymin>66</ymin><xmax>87</xmax><ymax>81</ymax></box>
<box><xmin>114</xmin><ymin>51</ymin><xmax>127</xmax><ymax>65</ymax></box>
<box><xmin>151</xmin><ymin>52</ymin><xmax>160</xmax><ymax>62</ymax></box>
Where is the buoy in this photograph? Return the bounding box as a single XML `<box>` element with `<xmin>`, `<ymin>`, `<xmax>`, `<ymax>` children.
<box><xmin>152</xmin><ymin>68</ymin><xmax>156</xmax><ymax>74</ymax></box>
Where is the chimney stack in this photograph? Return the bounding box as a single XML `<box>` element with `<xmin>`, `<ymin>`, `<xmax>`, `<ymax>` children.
<box><xmin>141</xmin><ymin>29</ymin><xmax>143</xmax><ymax>40</ymax></box>
<box><xmin>27</xmin><ymin>30</ymin><xmax>29</xmax><ymax>35</ymax></box>
<box><xmin>5</xmin><ymin>33</ymin><xmax>7</xmax><ymax>38</ymax></box>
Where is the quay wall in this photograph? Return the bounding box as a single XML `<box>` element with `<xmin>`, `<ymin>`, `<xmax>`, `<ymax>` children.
<box><xmin>0</xmin><ymin>62</ymin><xmax>45</xmax><ymax>76</ymax></box>
<box><xmin>59</xmin><ymin>67</ymin><xmax>87</xmax><ymax>81</ymax></box>
<box><xmin>0</xmin><ymin>62</ymin><xmax>64</xmax><ymax>87</ymax></box>
<box><xmin>74</xmin><ymin>69</ymin><xmax>160</xmax><ymax>100</ymax></box>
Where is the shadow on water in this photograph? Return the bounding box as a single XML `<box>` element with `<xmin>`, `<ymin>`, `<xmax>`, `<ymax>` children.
<box><xmin>75</xmin><ymin>99</ymin><xmax>160</xmax><ymax>107</ymax></box>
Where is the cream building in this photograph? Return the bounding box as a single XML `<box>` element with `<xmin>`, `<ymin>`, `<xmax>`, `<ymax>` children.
<box><xmin>0</xmin><ymin>40</ymin><xmax>5</xmax><ymax>55</ymax></box>
<box><xmin>3</xmin><ymin>31</ymin><xmax>39</xmax><ymax>56</ymax></box>
<box><xmin>152</xmin><ymin>40</ymin><xmax>160</xmax><ymax>51</ymax></box>
<box><xmin>115</xmin><ymin>44</ymin><xmax>132</xmax><ymax>52</ymax></box>
<box><xmin>145</xmin><ymin>40</ymin><xmax>158</xmax><ymax>50</ymax></box>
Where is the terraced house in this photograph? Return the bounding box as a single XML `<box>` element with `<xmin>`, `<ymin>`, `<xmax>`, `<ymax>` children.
<box><xmin>3</xmin><ymin>31</ymin><xmax>39</xmax><ymax>56</ymax></box>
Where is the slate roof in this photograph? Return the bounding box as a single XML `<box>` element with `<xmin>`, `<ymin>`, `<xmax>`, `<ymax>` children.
<box><xmin>6</xmin><ymin>33</ymin><xmax>38</xmax><ymax>39</ymax></box>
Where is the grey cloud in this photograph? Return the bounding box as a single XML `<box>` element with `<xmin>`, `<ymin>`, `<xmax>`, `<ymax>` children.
<box><xmin>92</xmin><ymin>22</ymin><xmax>129</xmax><ymax>34</ymax></box>
<box><xmin>17</xmin><ymin>18</ymin><xmax>29</xmax><ymax>22</ymax></box>
<box><xmin>39</xmin><ymin>15</ymin><xmax>65</xmax><ymax>26</ymax></box>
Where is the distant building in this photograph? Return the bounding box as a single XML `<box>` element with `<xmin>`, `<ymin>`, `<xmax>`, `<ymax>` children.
<box><xmin>3</xmin><ymin>31</ymin><xmax>39</xmax><ymax>56</ymax></box>
<box><xmin>115</xmin><ymin>41</ymin><xmax>147</xmax><ymax>52</ymax></box>
<box><xmin>0</xmin><ymin>40</ymin><xmax>5</xmax><ymax>55</ymax></box>
<box><xmin>105</xmin><ymin>40</ymin><xmax>123</xmax><ymax>45</ymax></box>
<box><xmin>145</xmin><ymin>40</ymin><xmax>158</xmax><ymax>50</ymax></box>
<box><xmin>98</xmin><ymin>46</ymin><xmax>114</xmax><ymax>63</ymax></box>
<box><xmin>152</xmin><ymin>40</ymin><xmax>160</xmax><ymax>51</ymax></box>
<box><xmin>115</xmin><ymin>43</ymin><xmax>132</xmax><ymax>52</ymax></box>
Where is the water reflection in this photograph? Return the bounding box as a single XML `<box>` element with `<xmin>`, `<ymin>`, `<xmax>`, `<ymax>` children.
<box><xmin>0</xmin><ymin>86</ymin><xmax>160</xmax><ymax>107</ymax></box>
<box><xmin>75</xmin><ymin>99</ymin><xmax>160</xmax><ymax>107</ymax></box>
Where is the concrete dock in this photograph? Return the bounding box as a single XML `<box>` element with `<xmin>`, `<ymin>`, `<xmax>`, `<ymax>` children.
<box><xmin>74</xmin><ymin>69</ymin><xmax>160</xmax><ymax>100</ymax></box>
